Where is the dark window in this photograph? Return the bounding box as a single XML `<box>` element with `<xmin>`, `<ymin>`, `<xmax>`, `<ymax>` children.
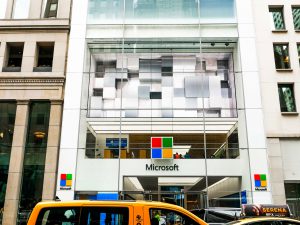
<box><xmin>269</xmin><ymin>6</ymin><xmax>285</xmax><ymax>30</ymax></box>
<box><xmin>81</xmin><ymin>207</ymin><xmax>129</xmax><ymax>225</ymax></box>
<box><xmin>19</xmin><ymin>102</ymin><xmax>50</xmax><ymax>212</ymax></box>
<box><xmin>0</xmin><ymin>102</ymin><xmax>16</xmax><ymax>209</ymax></box>
<box><xmin>44</xmin><ymin>0</ymin><xmax>58</xmax><ymax>18</ymax></box>
<box><xmin>93</xmin><ymin>88</ymin><xmax>103</xmax><ymax>97</ymax></box>
<box><xmin>2</xmin><ymin>43</ymin><xmax>24</xmax><ymax>72</ymax></box>
<box><xmin>149</xmin><ymin>208</ymin><xmax>197</xmax><ymax>225</ymax></box>
<box><xmin>162</xmin><ymin>56</ymin><xmax>173</xmax><ymax>76</ymax></box>
<box><xmin>34</xmin><ymin>43</ymin><xmax>54</xmax><ymax>72</ymax></box>
<box><xmin>292</xmin><ymin>7</ymin><xmax>300</xmax><ymax>30</ymax></box>
<box><xmin>36</xmin><ymin>207</ymin><xmax>80</xmax><ymax>225</ymax></box>
<box><xmin>273</xmin><ymin>44</ymin><xmax>290</xmax><ymax>69</ymax></box>
<box><xmin>278</xmin><ymin>84</ymin><xmax>296</xmax><ymax>112</ymax></box>
<box><xmin>150</xmin><ymin>92</ymin><xmax>162</xmax><ymax>99</ymax></box>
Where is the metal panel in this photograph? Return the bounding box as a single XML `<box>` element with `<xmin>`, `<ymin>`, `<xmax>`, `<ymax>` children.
<box><xmin>90</xmin><ymin>96</ymin><xmax>103</xmax><ymax>110</ymax></box>
<box><xmin>174</xmin><ymin>88</ymin><xmax>185</xmax><ymax>97</ymax></box>
<box><xmin>103</xmin><ymin>87</ymin><xmax>116</xmax><ymax>99</ymax></box>
<box><xmin>138</xmin><ymin>86</ymin><xmax>150</xmax><ymax>99</ymax></box>
<box><xmin>185</xmin><ymin>76</ymin><xmax>209</xmax><ymax>98</ymax></box>
<box><xmin>104</xmin><ymin>76</ymin><xmax>116</xmax><ymax>87</ymax></box>
<box><xmin>162</xmin><ymin>77</ymin><xmax>173</xmax><ymax>87</ymax></box>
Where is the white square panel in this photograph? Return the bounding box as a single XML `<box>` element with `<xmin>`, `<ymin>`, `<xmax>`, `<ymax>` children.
<box><xmin>94</xmin><ymin>78</ymin><xmax>104</xmax><ymax>88</ymax></box>
<box><xmin>209</xmin><ymin>76</ymin><xmax>222</xmax><ymax>108</ymax></box>
<box><xmin>104</xmin><ymin>76</ymin><xmax>116</xmax><ymax>87</ymax></box>
<box><xmin>162</xmin><ymin>77</ymin><xmax>173</xmax><ymax>87</ymax></box>
<box><xmin>103</xmin><ymin>87</ymin><xmax>116</xmax><ymax>99</ymax></box>
<box><xmin>127</xmin><ymin>57</ymin><xmax>139</xmax><ymax>71</ymax></box>
<box><xmin>90</xmin><ymin>96</ymin><xmax>103</xmax><ymax>109</ymax></box>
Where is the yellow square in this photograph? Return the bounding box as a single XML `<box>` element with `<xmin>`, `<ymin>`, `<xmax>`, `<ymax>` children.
<box><xmin>261</xmin><ymin>181</ymin><xmax>267</xmax><ymax>187</ymax></box>
<box><xmin>66</xmin><ymin>180</ymin><xmax>72</xmax><ymax>187</ymax></box>
<box><xmin>163</xmin><ymin>149</ymin><xmax>173</xmax><ymax>158</ymax></box>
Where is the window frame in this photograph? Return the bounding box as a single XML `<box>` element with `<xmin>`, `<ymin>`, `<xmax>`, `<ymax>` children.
<box><xmin>273</xmin><ymin>43</ymin><xmax>291</xmax><ymax>70</ymax></box>
<box><xmin>278</xmin><ymin>83</ymin><xmax>297</xmax><ymax>113</ymax></box>
<box><xmin>269</xmin><ymin>6</ymin><xmax>286</xmax><ymax>31</ymax></box>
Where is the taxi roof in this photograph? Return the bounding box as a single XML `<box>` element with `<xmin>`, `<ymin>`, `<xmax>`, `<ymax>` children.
<box><xmin>35</xmin><ymin>200</ymin><xmax>183</xmax><ymax>208</ymax></box>
<box><xmin>228</xmin><ymin>217</ymin><xmax>300</xmax><ymax>225</ymax></box>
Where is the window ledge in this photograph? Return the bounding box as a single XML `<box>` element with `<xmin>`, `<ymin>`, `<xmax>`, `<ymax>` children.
<box><xmin>295</xmin><ymin>30</ymin><xmax>300</xmax><ymax>33</ymax></box>
<box><xmin>281</xmin><ymin>112</ymin><xmax>299</xmax><ymax>116</ymax></box>
<box><xmin>2</xmin><ymin>67</ymin><xmax>21</xmax><ymax>72</ymax></box>
<box><xmin>272</xmin><ymin>29</ymin><xmax>288</xmax><ymax>33</ymax></box>
<box><xmin>276</xmin><ymin>69</ymin><xmax>293</xmax><ymax>72</ymax></box>
<box><xmin>33</xmin><ymin>67</ymin><xmax>52</xmax><ymax>72</ymax></box>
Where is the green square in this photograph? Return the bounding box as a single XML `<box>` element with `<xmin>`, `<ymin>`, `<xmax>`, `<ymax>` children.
<box><xmin>163</xmin><ymin>137</ymin><xmax>173</xmax><ymax>148</ymax></box>
<box><xmin>260</xmin><ymin>174</ymin><xmax>266</xmax><ymax>181</ymax></box>
<box><xmin>66</xmin><ymin>174</ymin><xmax>72</xmax><ymax>180</ymax></box>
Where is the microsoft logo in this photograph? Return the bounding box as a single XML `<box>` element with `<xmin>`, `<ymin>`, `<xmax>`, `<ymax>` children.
<box><xmin>151</xmin><ymin>137</ymin><xmax>173</xmax><ymax>159</ymax></box>
<box><xmin>254</xmin><ymin>174</ymin><xmax>267</xmax><ymax>190</ymax></box>
<box><xmin>60</xmin><ymin>174</ymin><xmax>72</xmax><ymax>187</ymax></box>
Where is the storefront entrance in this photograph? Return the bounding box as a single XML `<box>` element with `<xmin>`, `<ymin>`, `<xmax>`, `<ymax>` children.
<box><xmin>122</xmin><ymin>176</ymin><xmax>242</xmax><ymax>209</ymax></box>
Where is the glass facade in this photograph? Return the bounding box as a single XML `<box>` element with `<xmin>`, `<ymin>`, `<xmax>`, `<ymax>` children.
<box><xmin>19</xmin><ymin>102</ymin><xmax>50</xmax><ymax>214</ymax></box>
<box><xmin>71</xmin><ymin>0</ymin><xmax>253</xmax><ymax>209</ymax></box>
<box><xmin>278</xmin><ymin>84</ymin><xmax>296</xmax><ymax>113</ymax></box>
<box><xmin>87</xmin><ymin>0</ymin><xmax>235</xmax><ymax>24</ymax></box>
<box><xmin>0</xmin><ymin>102</ymin><xmax>16</xmax><ymax>218</ymax></box>
<box><xmin>285</xmin><ymin>183</ymin><xmax>300</xmax><ymax>219</ymax></box>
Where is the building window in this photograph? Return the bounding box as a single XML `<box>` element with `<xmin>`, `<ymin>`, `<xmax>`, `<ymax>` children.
<box><xmin>93</xmin><ymin>88</ymin><xmax>103</xmax><ymax>97</ymax></box>
<box><xmin>278</xmin><ymin>84</ymin><xmax>296</xmax><ymax>112</ymax></box>
<box><xmin>0</xmin><ymin>0</ymin><xmax>8</xmax><ymax>19</ymax></box>
<box><xmin>298</xmin><ymin>44</ymin><xmax>300</xmax><ymax>65</ymax></box>
<box><xmin>44</xmin><ymin>0</ymin><xmax>58</xmax><ymax>18</ymax></box>
<box><xmin>273</xmin><ymin>44</ymin><xmax>290</xmax><ymax>69</ymax></box>
<box><xmin>2</xmin><ymin>43</ymin><xmax>24</xmax><ymax>72</ymax></box>
<box><xmin>269</xmin><ymin>7</ymin><xmax>285</xmax><ymax>30</ymax></box>
<box><xmin>33</xmin><ymin>43</ymin><xmax>54</xmax><ymax>72</ymax></box>
<box><xmin>13</xmin><ymin>0</ymin><xmax>30</xmax><ymax>19</ymax></box>
<box><xmin>292</xmin><ymin>7</ymin><xmax>300</xmax><ymax>30</ymax></box>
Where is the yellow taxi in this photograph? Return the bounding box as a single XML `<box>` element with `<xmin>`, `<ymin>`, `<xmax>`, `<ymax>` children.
<box><xmin>226</xmin><ymin>204</ymin><xmax>300</xmax><ymax>225</ymax></box>
<box><xmin>27</xmin><ymin>200</ymin><xmax>208</xmax><ymax>225</ymax></box>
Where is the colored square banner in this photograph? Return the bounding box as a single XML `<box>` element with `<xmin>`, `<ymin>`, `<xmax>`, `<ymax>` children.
<box><xmin>60</xmin><ymin>173</ymin><xmax>72</xmax><ymax>187</ymax></box>
<box><xmin>151</xmin><ymin>137</ymin><xmax>173</xmax><ymax>159</ymax></box>
<box><xmin>254</xmin><ymin>174</ymin><xmax>267</xmax><ymax>187</ymax></box>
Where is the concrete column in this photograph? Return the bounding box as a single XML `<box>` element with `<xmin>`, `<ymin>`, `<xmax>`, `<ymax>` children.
<box><xmin>3</xmin><ymin>100</ymin><xmax>29</xmax><ymax>225</ymax></box>
<box><xmin>29</xmin><ymin>0</ymin><xmax>42</xmax><ymax>19</ymax></box>
<box><xmin>42</xmin><ymin>100</ymin><xmax>63</xmax><ymax>201</ymax></box>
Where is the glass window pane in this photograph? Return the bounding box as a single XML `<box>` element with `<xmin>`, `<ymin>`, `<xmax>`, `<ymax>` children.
<box><xmin>278</xmin><ymin>84</ymin><xmax>296</xmax><ymax>112</ymax></box>
<box><xmin>292</xmin><ymin>7</ymin><xmax>300</xmax><ymax>30</ymax></box>
<box><xmin>269</xmin><ymin>7</ymin><xmax>285</xmax><ymax>30</ymax></box>
<box><xmin>13</xmin><ymin>0</ymin><xmax>30</xmax><ymax>19</ymax></box>
<box><xmin>273</xmin><ymin>44</ymin><xmax>290</xmax><ymax>69</ymax></box>
<box><xmin>36</xmin><ymin>207</ymin><xmax>80</xmax><ymax>225</ymax></box>
<box><xmin>200</xmin><ymin>0</ymin><xmax>235</xmax><ymax>19</ymax></box>
<box><xmin>81</xmin><ymin>207</ymin><xmax>129</xmax><ymax>224</ymax></box>
<box><xmin>0</xmin><ymin>0</ymin><xmax>8</xmax><ymax>19</ymax></box>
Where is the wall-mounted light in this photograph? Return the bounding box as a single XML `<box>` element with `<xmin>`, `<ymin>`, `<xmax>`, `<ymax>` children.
<box><xmin>211</xmin><ymin>43</ymin><xmax>215</xmax><ymax>46</ymax></box>
<box><xmin>225</xmin><ymin>43</ymin><xmax>229</xmax><ymax>46</ymax></box>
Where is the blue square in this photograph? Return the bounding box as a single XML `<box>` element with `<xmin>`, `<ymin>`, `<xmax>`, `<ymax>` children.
<box><xmin>152</xmin><ymin>148</ymin><xmax>162</xmax><ymax>158</ymax></box>
<box><xmin>60</xmin><ymin>180</ymin><xmax>66</xmax><ymax>186</ymax></box>
<box><xmin>255</xmin><ymin>180</ymin><xmax>261</xmax><ymax>187</ymax></box>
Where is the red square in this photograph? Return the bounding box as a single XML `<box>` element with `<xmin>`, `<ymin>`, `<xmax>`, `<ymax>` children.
<box><xmin>254</xmin><ymin>174</ymin><xmax>260</xmax><ymax>181</ymax></box>
<box><xmin>152</xmin><ymin>137</ymin><xmax>162</xmax><ymax>148</ymax></box>
<box><xmin>61</xmin><ymin>174</ymin><xmax>66</xmax><ymax>180</ymax></box>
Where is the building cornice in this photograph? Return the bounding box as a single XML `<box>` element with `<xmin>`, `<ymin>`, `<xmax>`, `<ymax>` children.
<box><xmin>0</xmin><ymin>77</ymin><xmax>65</xmax><ymax>85</ymax></box>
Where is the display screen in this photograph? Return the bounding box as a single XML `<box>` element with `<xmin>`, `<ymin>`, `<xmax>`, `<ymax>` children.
<box><xmin>106</xmin><ymin>138</ymin><xmax>127</xmax><ymax>148</ymax></box>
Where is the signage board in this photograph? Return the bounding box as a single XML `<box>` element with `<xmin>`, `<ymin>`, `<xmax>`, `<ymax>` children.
<box><xmin>151</xmin><ymin>137</ymin><xmax>173</xmax><ymax>159</ymax></box>
<box><xmin>242</xmin><ymin>204</ymin><xmax>291</xmax><ymax>217</ymax></box>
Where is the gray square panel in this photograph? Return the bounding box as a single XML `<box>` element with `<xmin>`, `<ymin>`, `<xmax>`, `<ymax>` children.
<box><xmin>162</xmin><ymin>77</ymin><xmax>173</xmax><ymax>87</ymax></box>
<box><xmin>184</xmin><ymin>76</ymin><xmax>209</xmax><ymax>98</ymax></box>
<box><xmin>138</xmin><ymin>86</ymin><xmax>150</xmax><ymax>99</ymax></box>
<box><xmin>185</xmin><ymin>98</ymin><xmax>197</xmax><ymax>109</ymax></box>
<box><xmin>174</xmin><ymin>88</ymin><xmax>185</xmax><ymax>97</ymax></box>
<box><xmin>104</xmin><ymin>77</ymin><xmax>116</xmax><ymax>87</ymax></box>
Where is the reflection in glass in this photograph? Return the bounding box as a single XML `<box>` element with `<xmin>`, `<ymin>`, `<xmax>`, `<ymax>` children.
<box><xmin>87</xmin><ymin>0</ymin><xmax>235</xmax><ymax>23</ymax></box>
<box><xmin>278</xmin><ymin>84</ymin><xmax>296</xmax><ymax>112</ymax></box>
<box><xmin>292</xmin><ymin>7</ymin><xmax>300</xmax><ymax>30</ymax></box>
<box><xmin>0</xmin><ymin>102</ymin><xmax>16</xmax><ymax>210</ymax></box>
<box><xmin>269</xmin><ymin>7</ymin><xmax>285</xmax><ymax>30</ymax></box>
<box><xmin>273</xmin><ymin>44</ymin><xmax>290</xmax><ymax>69</ymax></box>
<box><xmin>19</xmin><ymin>102</ymin><xmax>50</xmax><ymax>211</ymax></box>
<box><xmin>0</xmin><ymin>0</ymin><xmax>8</xmax><ymax>19</ymax></box>
<box><xmin>13</xmin><ymin>0</ymin><xmax>30</xmax><ymax>19</ymax></box>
